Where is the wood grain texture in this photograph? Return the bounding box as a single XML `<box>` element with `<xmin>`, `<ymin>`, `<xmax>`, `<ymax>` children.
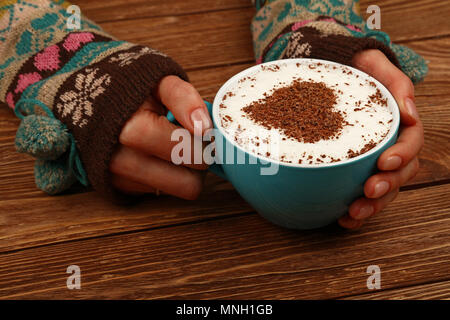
<box><xmin>74</xmin><ymin>0</ymin><xmax>450</xmax><ymax>45</ymax></box>
<box><xmin>412</xmin><ymin>38</ymin><xmax>450</xmax><ymax>98</ymax></box>
<box><xmin>1</xmin><ymin>36</ymin><xmax>449</xmax><ymax>254</ymax></box>
<box><xmin>0</xmin><ymin>0</ymin><xmax>449</xmax><ymax>300</ymax></box>
<box><xmin>82</xmin><ymin>1</ymin><xmax>450</xmax><ymax>72</ymax></box>
<box><xmin>3</xmin><ymin>38</ymin><xmax>449</xmax><ymax>202</ymax></box>
<box><xmin>360</xmin><ymin>0</ymin><xmax>450</xmax><ymax>43</ymax></box>
<box><xmin>410</xmin><ymin>38</ymin><xmax>450</xmax><ymax>186</ymax></box>
<box><xmin>74</xmin><ymin>0</ymin><xmax>252</xmax><ymax>22</ymax></box>
<box><xmin>0</xmin><ymin>184</ymin><xmax>448</xmax><ymax>299</ymax></box>
<box><xmin>100</xmin><ymin>8</ymin><xmax>256</xmax><ymax>70</ymax></box>
<box><xmin>343</xmin><ymin>280</ymin><xmax>450</xmax><ymax>300</ymax></box>
<box><xmin>0</xmin><ymin>174</ymin><xmax>251</xmax><ymax>253</ymax></box>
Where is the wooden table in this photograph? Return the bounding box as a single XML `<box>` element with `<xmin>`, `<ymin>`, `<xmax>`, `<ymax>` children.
<box><xmin>0</xmin><ymin>0</ymin><xmax>449</xmax><ymax>299</ymax></box>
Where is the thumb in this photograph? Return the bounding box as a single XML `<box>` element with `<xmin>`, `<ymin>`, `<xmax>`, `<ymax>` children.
<box><xmin>157</xmin><ymin>75</ymin><xmax>212</xmax><ymax>136</ymax></box>
<box><xmin>352</xmin><ymin>49</ymin><xmax>418</xmax><ymax>126</ymax></box>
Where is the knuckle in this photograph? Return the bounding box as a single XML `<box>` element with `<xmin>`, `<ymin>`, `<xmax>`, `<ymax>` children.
<box><xmin>164</xmin><ymin>76</ymin><xmax>193</xmax><ymax>100</ymax></box>
<box><xmin>401</xmin><ymin>75</ymin><xmax>415</xmax><ymax>94</ymax></box>
<box><xmin>109</xmin><ymin>150</ymin><xmax>128</xmax><ymax>175</ymax></box>
<box><xmin>384</xmin><ymin>173</ymin><xmax>399</xmax><ymax>191</ymax></box>
<box><xmin>406</xmin><ymin>79</ymin><xmax>415</xmax><ymax>94</ymax></box>
<box><xmin>353</xmin><ymin>51</ymin><xmax>372</xmax><ymax>69</ymax></box>
<box><xmin>120</xmin><ymin>110</ymin><xmax>160</xmax><ymax>146</ymax></box>
<box><xmin>366</xmin><ymin>49</ymin><xmax>382</xmax><ymax>60</ymax></box>
<box><xmin>365</xmin><ymin>49</ymin><xmax>383</xmax><ymax>64</ymax></box>
<box><xmin>175</xmin><ymin>82</ymin><xmax>195</xmax><ymax>100</ymax></box>
<box><xmin>162</xmin><ymin>75</ymin><xmax>181</xmax><ymax>91</ymax></box>
<box><xmin>411</xmin><ymin>158</ymin><xmax>420</xmax><ymax>176</ymax></box>
<box><xmin>374</xmin><ymin>189</ymin><xmax>399</xmax><ymax>213</ymax></box>
<box><xmin>151</xmin><ymin>111</ymin><xmax>170</xmax><ymax>129</ymax></box>
<box><xmin>181</xmin><ymin>173</ymin><xmax>203</xmax><ymax>200</ymax></box>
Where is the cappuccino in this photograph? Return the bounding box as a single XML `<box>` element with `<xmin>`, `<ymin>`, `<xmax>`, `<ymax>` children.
<box><xmin>218</xmin><ymin>60</ymin><xmax>394</xmax><ymax>165</ymax></box>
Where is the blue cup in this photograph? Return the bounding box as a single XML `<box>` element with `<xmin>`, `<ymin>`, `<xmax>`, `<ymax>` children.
<box><xmin>168</xmin><ymin>59</ymin><xmax>400</xmax><ymax>230</ymax></box>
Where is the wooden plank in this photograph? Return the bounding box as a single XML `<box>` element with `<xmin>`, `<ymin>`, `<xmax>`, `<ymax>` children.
<box><xmin>75</xmin><ymin>0</ymin><xmax>449</xmax><ymax>47</ymax></box>
<box><xmin>100</xmin><ymin>8</ymin><xmax>256</xmax><ymax>70</ymax></box>
<box><xmin>410</xmin><ymin>38</ymin><xmax>450</xmax><ymax>97</ymax></box>
<box><xmin>360</xmin><ymin>0</ymin><xmax>450</xmax><ymax>43</ymax></box>
<box><xmin>75</xmin><ymin>0</ymin><xmax>450</xmax><ymax>50</ymax></box>
<box><xmin>0</xmin><ymin>184</ymin><xmax>448</xmax><ymax>299</ymax></box>
<box><xmin>409</xmin><ymin>38</ymin><xmax>450</xmax><ymax>186</ymax></box>
<box><xmin>413</xmin><ymin>96</ymin><xmax>450</xmax><ymax>186</ymax></box>
<box><xmin>74</xmin><ymin>1</ymin><xmax>449</xmax><ymax>73</ymax></box>
<box><xmin>3</xmin><ymin>34</ymin><xmax>450</xmax><ymax>202</ymax></box>
<box><xmin>0</xmin><ymin>37</ymin><xmax>449</xmax><ymax>253</ymax></box>
<box><xmin>343</xmin><ymin>280</ymin><xmax>450</xmax><ymax>299</ymax></box>
<box><xmin>75</xmin><ymin>0</ymin><xmax>252</xmax><ymax>22</ymax></box>
<box><xmin>0</xmin><ymin>13</ymin><xmax>448</xmax><ymax>247</ymax></box>
<box><xmin>0</xmin><ymin>174</ymin><xmax>251</xmax><ymax>253</ymax></box>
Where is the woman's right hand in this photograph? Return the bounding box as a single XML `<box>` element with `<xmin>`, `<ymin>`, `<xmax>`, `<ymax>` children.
<box><xmin>109</xmin><ymin>76</ymin><xmax>213</xmax><ymax>199</ymax></box>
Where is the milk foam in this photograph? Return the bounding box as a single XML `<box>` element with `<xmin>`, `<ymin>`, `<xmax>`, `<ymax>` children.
<box><xmin>218</xmin><ymin>61</ymin><xmax>394</xmax><ymax>165</ymax></box>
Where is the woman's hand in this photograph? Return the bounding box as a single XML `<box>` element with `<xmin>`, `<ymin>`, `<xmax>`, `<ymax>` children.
<box><xmin>339</xmin><ymin>49</ymin><xmax>424</xmax><ymax>229</ymax></box>
<box><xmin>109</xmin><ymin>76</ymin><xmax>213</xmax><ymax>199</ymax></box>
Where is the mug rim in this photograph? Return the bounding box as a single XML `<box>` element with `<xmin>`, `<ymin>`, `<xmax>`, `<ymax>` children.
<box><xmin>212</xmin><ymin>58</ymin><xmax>400</xmax><ymax>169</ymax></box>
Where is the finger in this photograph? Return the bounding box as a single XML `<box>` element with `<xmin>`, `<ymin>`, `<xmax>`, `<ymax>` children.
<box><xmin>142</xmin><ymin>95</ymin><xmax>166</xmax><ymax>116</ymax></box>
<box><xmin>348</xmin><ymin>188</ymin><xmax>400</xmax><ymax>221</ymax></box>
<box><xmin>157</xmin><ymin>75</ymin><xmax>212</xmax><ymax>135</ymax></box>
<box><xmin>111</xmin><ymin>174</ymin><xmax>156</xmax><ymax>195</ymax></box>
<box><xmin>377</xmin><ymin>121</ymin><xmax>424</xmax><ymax>171</ymax></box>
<box><xmin>120</xmin><ymin>103</ymin><xmax>208</xmax><ymax>170</ymax></box>
<box><xmin>110</xmin><ymin>146</ymin><xmax>204</xmax><ymax>200</ymax></box>
<box><xmin>338</xmin><ymin>215</ymin><xmax>364</xmax><ymax>230</ymax></box>
<box><xmin>364</xmin><ymin>157</ymin><xmax>420</xmax><ymax>199</ymax></box>
<box><xmin>352</xmin><ymin>49</ymin><xmax>419</xmax><ymax>126</ymax></box>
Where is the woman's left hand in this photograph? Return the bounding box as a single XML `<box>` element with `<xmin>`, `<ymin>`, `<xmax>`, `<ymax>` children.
<box><xmin>339</xmin><ymin>49</ymin><xmax>424</xmax><ymax>229</ymax></box>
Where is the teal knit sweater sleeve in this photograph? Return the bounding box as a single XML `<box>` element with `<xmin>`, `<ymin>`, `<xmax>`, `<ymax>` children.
<box><xmin>251</xmin><ymin>0</ymin><xmax>428</xmax><ymax>84</ymax></box>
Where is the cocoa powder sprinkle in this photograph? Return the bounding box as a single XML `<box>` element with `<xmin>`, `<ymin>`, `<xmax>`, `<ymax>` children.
<box><xmin>242</xmin><ymin>80</ymin><xmax>344</xmax><ymax>143</ymax></box>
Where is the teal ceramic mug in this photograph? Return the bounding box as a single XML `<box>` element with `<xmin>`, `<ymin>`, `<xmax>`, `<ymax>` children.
<box><xmin>168</xmin><ymin>58</ymin><xmax>400</xmax><ymax>230</ymax></box>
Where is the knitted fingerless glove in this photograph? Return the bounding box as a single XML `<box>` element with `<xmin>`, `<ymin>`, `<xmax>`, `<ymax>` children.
<box><xmin>1</xmin><ymin>1</ymin><xmax>187</xmax><ymax>200</ymax></box>
<box><xmin>251</xmin><ymin>0</ymin><xmax>428</xmax><ymax>84</ymax></box>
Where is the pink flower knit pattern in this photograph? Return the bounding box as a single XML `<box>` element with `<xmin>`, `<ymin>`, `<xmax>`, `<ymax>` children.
<box><xmin>14</xmin><ymin>72</ymin><xmax>42</xmax><ymax>94</ymax></box>
<box><xmin>34</xmin><ymin>45</ymin><xmax>60</xmax><ymax>71</ymax></box>
<box><xmin>63</xmin><ymin>32</ymin><xmax>95</xmax><ymax>52</ymax></box>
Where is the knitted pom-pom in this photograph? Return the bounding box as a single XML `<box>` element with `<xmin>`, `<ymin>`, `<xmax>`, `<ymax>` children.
<box><xmin>34</xmin><ymin>158</ymin><xmax>77</xmax><ymax>195</ymax></box>
<box><xmin>15</xmin><ymin>115</ymin><xmax>70</xmax><ymax>160</ymax></box>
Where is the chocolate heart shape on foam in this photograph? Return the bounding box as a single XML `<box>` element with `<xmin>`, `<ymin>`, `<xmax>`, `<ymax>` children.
<box><xmin>242</xmin><ymin>80</ymin><xmax>344</xmax><ymax>144</ymax></box>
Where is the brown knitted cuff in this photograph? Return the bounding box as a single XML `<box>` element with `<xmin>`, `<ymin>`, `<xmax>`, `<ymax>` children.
<box><xmin>53</xmin><ymin>46</ymin><xmax>188</xmax><ymax>202</ymax></box>
<box><xmin>283</xmin><ymin>26</ymin><xmax>401</xmax><ymax>69</ymax></box>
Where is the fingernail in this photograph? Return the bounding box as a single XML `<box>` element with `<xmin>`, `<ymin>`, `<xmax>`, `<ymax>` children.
<box><xmin>372</xmin><ymin>181</ymin><xmax>390</xmax><ymax>198</ymax></box>
<box><xmin>191</xmin><ymin>108</ymin><xmax>212</xmax><ymax>132</ymax></box>
<box><xmin>355</xmin><ymin>205</ymin><xmax>374</xmax><ymax>220</ymax></box>
<box><xmin>405</xmin><ymin>97</ymin><xmax>419</xmax><ymax>121</ymax></box>
<box><xmin>382</xmin><ymin>155</ymin><xmax>402</xmax><ymax>170</ymax></box>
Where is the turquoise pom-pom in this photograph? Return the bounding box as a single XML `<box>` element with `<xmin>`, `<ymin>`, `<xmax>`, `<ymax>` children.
<box><xmin>15</xmin><ymin>115</ymin><xmax>70</xmax><ymax>160</ymax></box>
<box><xmin>34</xmin><ymin>158</ymin><xmax>77</xmax><ymax>195</ymax></box>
